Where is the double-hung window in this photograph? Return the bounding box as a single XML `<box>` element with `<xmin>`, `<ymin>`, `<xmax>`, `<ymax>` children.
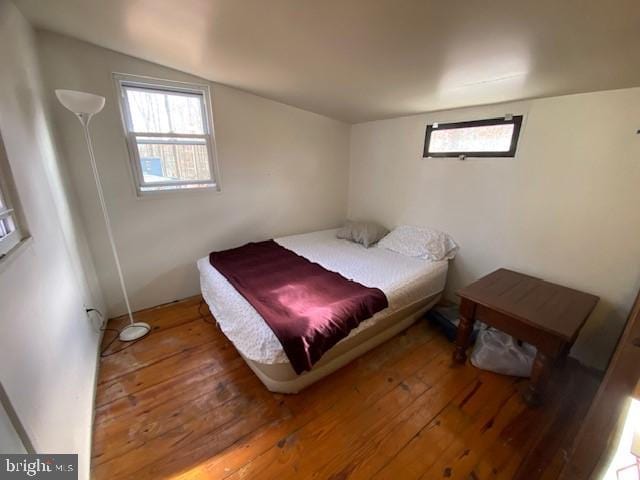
<box><xmin>115</xmin><ymin>74</ymin><xmax>219</xmax><ymax>194</ymax></box>
<box><xmin>0</xmin><ymin>185</ymin><xmax>20</xmax><ymax>257</ymax></box>
<box><xmin>0</xmin><ymin>139</ymin><xmax>25</xmax><ymax>258</ymax></box>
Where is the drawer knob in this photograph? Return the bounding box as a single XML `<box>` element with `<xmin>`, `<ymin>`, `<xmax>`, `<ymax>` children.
<box><xmin>632</xmin><ymin>338</ymin><xmax>640</xmax><ymax>347</ymax></box>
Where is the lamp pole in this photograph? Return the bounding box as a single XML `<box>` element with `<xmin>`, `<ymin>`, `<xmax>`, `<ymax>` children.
<box><xmin>56</xmin><ymin>90</ymin><xmax>149</xmax><ymax>342</ymax></box>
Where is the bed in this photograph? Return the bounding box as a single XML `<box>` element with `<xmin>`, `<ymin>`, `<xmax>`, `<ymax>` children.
<box><xmin>197</xmin><ymin>228</ymin><xmax>449</xmax><ymax>393</ymax></box>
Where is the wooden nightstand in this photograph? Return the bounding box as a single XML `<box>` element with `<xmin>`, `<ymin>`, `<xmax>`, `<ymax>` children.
<box><xmin>453</xmin><ymin>268</ymin><xmax>599</xmax><ymax>405</ymax></box>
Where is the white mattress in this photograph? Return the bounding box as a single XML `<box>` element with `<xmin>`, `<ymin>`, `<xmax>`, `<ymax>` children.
<box><xmin>197</xmin><ymin>229</ymin><xmax>448</xmax><ymax>364</ymax></box>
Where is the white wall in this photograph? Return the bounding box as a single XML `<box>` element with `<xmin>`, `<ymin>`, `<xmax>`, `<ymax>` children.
<box><xmin>37</xmin><ymin>31</ymin><xmax>351</xmax><ymax>316</ymax></box>
<box><xmin>0</xmin><ymin>2</ymin><xmax>103</xmax><ymax>478</ymax></box>
<box><xmin>349</xmin><ymin>88</ymin><xmax>640</xmax><ymax>370</ymax></box>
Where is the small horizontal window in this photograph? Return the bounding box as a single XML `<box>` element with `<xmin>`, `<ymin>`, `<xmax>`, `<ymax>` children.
<box><xmin>114</xmin><ymin>74</ymin><xmax>219</xmax><ymax>194</ymax></box>
<box><xmin>423</xmin><ymin>115</ymin><xmax>523</xmax><ymax>158</ymax></box>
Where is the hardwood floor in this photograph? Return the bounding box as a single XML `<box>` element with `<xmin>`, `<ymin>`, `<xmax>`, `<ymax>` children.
<box><xmin>92</xmin><ymin>296</ymin><xmax>601</xmax><ymax>480</ymax></box>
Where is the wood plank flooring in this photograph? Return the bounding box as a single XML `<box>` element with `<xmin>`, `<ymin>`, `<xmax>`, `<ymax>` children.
<box><xmin>92</xmin><ymin>296</ymin><xmax>601</xmax><ymax>480</ymax></box>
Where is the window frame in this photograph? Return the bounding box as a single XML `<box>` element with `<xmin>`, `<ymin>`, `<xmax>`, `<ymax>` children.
<box><xmin>423</xmin><ymin>115</ymin><xmax>523</xmax><ymax>159</ymax></box>
<box><xmin>0</xmin><ymin>191</ymin><xmax>20</xmax><ymax>257</ymax></box>
<box><xmin>0</xmin><ymin>135</ymin><xmax>27</xmax><ymax>259</ymax></box>
<box><xmin>113</xmin><ymin>73</ymin><xmax>220</xmax><ymax>195</ymax></box>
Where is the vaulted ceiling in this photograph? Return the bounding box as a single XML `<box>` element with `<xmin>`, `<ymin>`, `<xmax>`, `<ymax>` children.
<box><xmin>15</xmin><ymin>0</ymin><xmax>640</xmax><ymax>123</ymax></box>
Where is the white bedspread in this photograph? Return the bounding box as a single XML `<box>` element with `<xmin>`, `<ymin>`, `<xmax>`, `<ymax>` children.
<box><xmin>197</xmin><ymin>229</ymin><xmax>448</xmax><ymax>364</ymax></box>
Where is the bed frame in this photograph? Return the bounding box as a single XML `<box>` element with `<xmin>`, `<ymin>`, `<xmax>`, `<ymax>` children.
<box><xmin>239</xmin><ymin>293</ymin><xmax>441</xmax><ymax>393</ymax></box>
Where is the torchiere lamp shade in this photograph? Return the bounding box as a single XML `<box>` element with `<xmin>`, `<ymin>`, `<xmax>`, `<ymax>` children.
<box><xmin>55</xmin><ymin>89</ymin><xmax>105</xmax><ymax>115</ymax></box>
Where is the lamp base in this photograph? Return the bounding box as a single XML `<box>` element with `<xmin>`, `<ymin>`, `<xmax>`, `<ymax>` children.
<box><xmin>119</xmin><ymin>322</ymin><xmax>151</xmax><ymax>342</ymax></box>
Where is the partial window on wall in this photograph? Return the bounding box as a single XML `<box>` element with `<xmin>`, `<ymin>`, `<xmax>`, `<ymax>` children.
<box><xmin>423</xmin><ymin>115</ymin><xmax>523</xmax><ymax>159</ymax></box>
<box><xmin>114</xmin><ymin>74</ymin><xmax>219</xmax><ymax>194</ymax></box>
<box><xmin>0</xmin><ymin>137</ymin><xmax>26</xmax><ymax>258</ymax></box>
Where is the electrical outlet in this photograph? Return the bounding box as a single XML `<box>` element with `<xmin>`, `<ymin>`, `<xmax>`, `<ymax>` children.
<box><xmin>85</xmin><ymin>305</ymin><xmax>106</xmax><ymax>331</ymax></box>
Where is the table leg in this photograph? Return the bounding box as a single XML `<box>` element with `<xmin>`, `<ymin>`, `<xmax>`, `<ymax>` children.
<box><xmin>556</xmin><ymin>342</ymin><xmax>571</xmax><ymax>369</ymax></box>
<box><xmin>453</xmin><ymin>299</ymin><xmax>476</xmax><ymax>364</ymax></box>
<box><xmin>524</xmin><ymin>350</ymin><xmax>553</xmax><ymax>406</ymax></box>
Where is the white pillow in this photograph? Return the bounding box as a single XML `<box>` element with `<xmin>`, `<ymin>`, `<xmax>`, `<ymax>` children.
<box><xmin>378</xmin><ymin>225</ymin><xmax>458</xmax><ymax>261</ymax></box>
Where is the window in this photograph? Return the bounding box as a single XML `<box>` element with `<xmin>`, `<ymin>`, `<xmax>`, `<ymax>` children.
<box><xmin>0</xmin><ymin>186</ymin><xmax>20</xmax><ymax>257</ymax></box>
<box><xmin>114</xmin><ymin>74</ymin><xmax>219</xmax><ymax>194</ymax></box>
<box><xmin>423</xmin><ymin>115</ymin><xmax>523</xmax><ymax>158</ymax></box>
<box><xmin>0</xmin><ymin>138</ymin><xmax>25</xmax><ymax>258</ymax></box>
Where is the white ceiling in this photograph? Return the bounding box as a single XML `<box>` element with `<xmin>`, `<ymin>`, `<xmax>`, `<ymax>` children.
<box><xmin>15</xmin><ymin>0</ymin><xmax>640</xmax><ymax>123</ymax></box>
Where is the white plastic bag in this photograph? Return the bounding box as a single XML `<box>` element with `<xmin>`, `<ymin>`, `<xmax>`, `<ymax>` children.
<box><xmin>470</xmin><ymin>328</ymin><xmax>537</xmax><ymax>377</ymax></box>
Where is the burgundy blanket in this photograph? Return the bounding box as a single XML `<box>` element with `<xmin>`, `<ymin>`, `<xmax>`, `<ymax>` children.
<box><xmin>209</xmin><ymin>240</ymin><xmax>388</xmax><ymax>374</ymax></box>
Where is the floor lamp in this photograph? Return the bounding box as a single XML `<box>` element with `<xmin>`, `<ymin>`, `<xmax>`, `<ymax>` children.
<box><xmin>56</xmin><ymin>89</ymin><xmax>150</xmax><ymax>342</ymax></box>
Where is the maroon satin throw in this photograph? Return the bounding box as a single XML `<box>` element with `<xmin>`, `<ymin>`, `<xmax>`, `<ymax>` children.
<box><xmin>209</xmin><ymin>240</ymin><xmax>388</xmax><ymax>374</ymax></box>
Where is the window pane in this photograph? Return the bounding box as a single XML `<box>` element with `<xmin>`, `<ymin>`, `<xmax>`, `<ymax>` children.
<box><xmin>136</xmin><ymin>137</ymin><xmax>212</xmax><ymax>184</ymax></box>
<box><xmin>429</xmin><ymin>124</ymin><xmax>514</xmax><ymax>153</ymax></box>
<box><xmin>125</xmin><ymin>88</ymin><xmax>205</xmax><ymax>134</ymax></box>
<box><xmin>166</xmin><ymin>94</ymin><xmax>205</xmax><ymax>134</ymax></box>
<box><xmin>0</xmin><ymin>181</ymin><xmax>7</xmax><ymax>209</ymax></box>
<box><xmin>0</xmin><ymin>216</ymin><xmax>15</xmax><ymax>239</ymax></box>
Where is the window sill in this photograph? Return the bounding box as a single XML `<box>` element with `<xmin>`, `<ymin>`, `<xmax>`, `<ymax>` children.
<box><xmin>0</xmin><ymin>236</ymin><xmax>33</xmax><ymax>275</ymax></box>
<box><xmin>135</xmin><ymin>183</ymin><xmax>221</xmax><ymax>199</ymax></box>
